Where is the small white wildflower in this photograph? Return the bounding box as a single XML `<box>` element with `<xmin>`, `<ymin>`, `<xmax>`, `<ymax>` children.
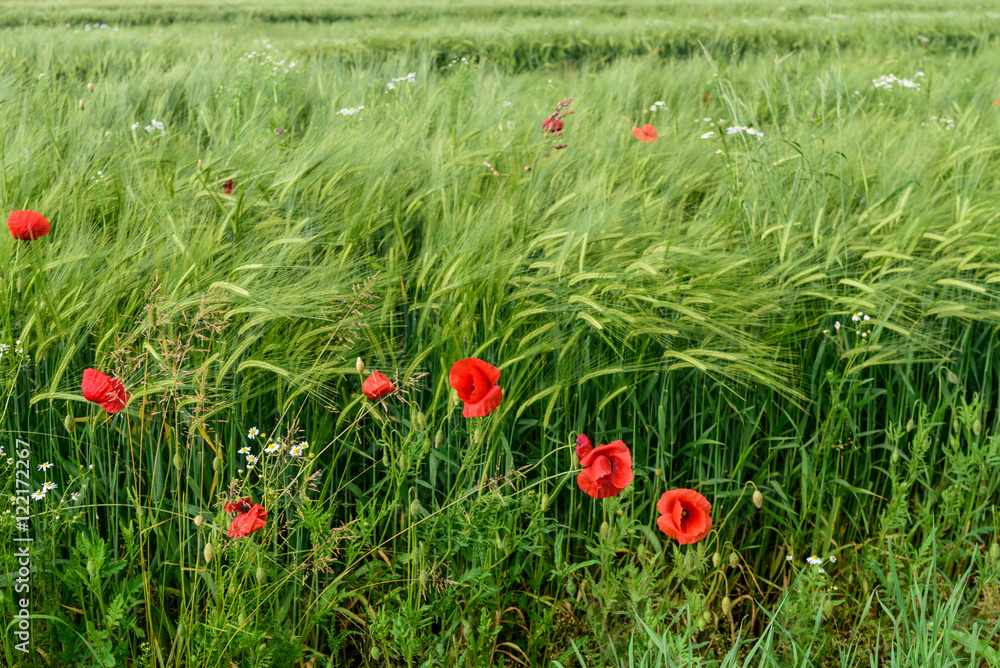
<box><xmin>38</xmin><ymin>462</ymin><xmax>54</xmax><ymax>471</ymax></box>
<box><xmin>829</xmin><ymin>555</ymin><xmax>837</xmax><ymax>563</ymax></box>
<box><xmin>834</xmin><ymin>321</ymin><xmax>841</xmax><ymax>330</ymax></box>
<box><xmin>238</xmin><ymin>446</ymin><xmax>251</xmax><ymax>454</ymax></box>
<box><xmin>786</xmin><ymin>555</ymin><xmax>794</xmax><ymax>561</ymax></box>
<box><xmin>818</xmin><ymin>567</ymin><xmax>826</xmax><ymax>573</ymax></box>
<box><xmin>43</xmin><ymin>481</ymin><xmax>57</xmax><ymax>491</ymax></box>
<box><xmin>299</xmin><ymin>441</ymin><xmax>309</xmax><ymax>449</ymax></box>
<box><xmin>246</xmin><ymin>455</ymin><xmax>258</xmax><ymax>468</ymax></box>
<box><xmin>9</xmin><ymin>495</ymin><xmax>16</xmax><ymax>504</ymax></box>
<box><xmin>31</xmin><ymin>490</ymin><xmax>46</xmax><ymax>500</ymax></box>
<box><xmin>701</xmin><ymin>131</ymin><xmax>715</xmax><ymax>139</ymax></box>
<box><xmin>131</xmin><ymin>123</ymin><xmax>139</xmax><ymax>130</ymax></box>
<box><xmin>807</xmin><ymin>555</ymin><xmax>822</xmax><ymax>565</ymax></box>
<box><xmin>247</xmin><ymin>427</ymin><xmax>260</xmax><ymax>439</ymax></box>
<box><xmin>88</xmin><ymin>464</ymin><xmax>94</xmax><ymax>470</ymax></box>
<box><xmin>71</xmin><ymin>492</ymin><xmax>80</xmax><ymax>501</ymax></box>
<box><xmin>290</xmin><ymin>445</ymin><xmax>303</xmax><ymax>457</ymax></box>
<box><xmin>863</xmin><ymin>314</ymin><xmax>870</xmax><ymax>321</ymax></box>
<box><xmin>265</xmin><ymin>442</ymin><xmax>281</xmax><ymax>454</ymax></box>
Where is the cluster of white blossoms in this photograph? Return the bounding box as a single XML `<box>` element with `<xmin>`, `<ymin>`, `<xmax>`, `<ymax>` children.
<box><xmin>649</xmin><ymin>100</ymin><xmax>667</xmax><ymax>112</ymax></box>
<box><xmin>926</xmin><ymin>115</ymin><xmax>955</xmax><ymax>131</ymax></box>
<box><xmin>72</xmin><ymin>22</ymin><xmax>118</xmax><ymax>33</ymax></box>
<box><xmin>872</xmin><ymin>72</ymin><xmax>924</xmax><ymax>90</ymax></box>
<box><xmin>726</xmin><ymin>124</ymin><xmax>764</xmax><ymax>140</ymax></box>
<box><xmin>0</xmin><ymin>340</ymin><xmax>23</xmax><ymax>359</ymax></box>
<box><xmin>238</xmin><ymin>428</ymin><xmax>310</xmax><ymax>471</ymax></box>
<box><xmin>338</xmin><ymin>106</ymin><xmax>365</xmax><ymax>116</ymax></box>
<box><xmin>131</xmin><ymin>118</ymin><xmax>165</xmax><ymax>135</ymax></box>
<box><xmin>386</xmin><ymin>72</ymin><xmax>416</xmax><ymax>90</ymax></box>
<box><xmin>827</xmin><ymin>311</ymin><xmax>874</xmax><ymax>338</ymax></box>
<box><xmin>239</xmin><ymin>39</ymin><xmax>296</xmax><ymax>76</ymax></box>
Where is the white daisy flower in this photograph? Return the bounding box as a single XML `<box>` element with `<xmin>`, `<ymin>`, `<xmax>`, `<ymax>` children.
<box><xmin>9</xmin><ymin>495</ymin><xmax>17</xmax><ymax>504</ymax></box>
<box><xmin>807</xmin><ymin>555</ymin><xmax>822</xmax><ymax>565</ymax></box>
<box><xmin>43</xmin><ymin>481</ymin><xmax>57</xmax><ymax>491</ymax></box>
<box><xmin>290</xmin><ymin>445</ymin><xmax>303</xmax><ymax>457</ymax></box>
<box><xmin>246</xmin><ymin>455</ymin><xmax>258</xmax><ymax>467</ymax></box>
<box><xmin>265</xmin><ymin>442</ymin><xmax>281</xmax><ymax>454</ymax></box>
<box><xmin>298</xmin><ymin>441</ymin><xmax>309</xmax><ymax>449</ymax></box>
<box><xmin>238</xmin><ymin>446</ymin><xmax>252</xmax><ymax>454</ymax></box>
<box><xmin>247</xmin><ymin>427</ymin><xmax>260</xmax><ymax>440</ymax></box>
<box><xmin>31</xmin><ymin>490</ymin><xmax>46</xmax><ymax>500</ymax></box>
<box><xmin>818</xmin><ymin>567</ymin><xmax>826</xmax><ymax>573</ymax></box>
<box><xmin>829</xmin><ymin>555</ymin><xmax>837</xmax><ymax>563</ymax></box>
<box><xmin>834</xmin><ymin>321</ymin><xmax>841</xmax><ymax>330</ymax></box>
<box><xmin>701</xmin><ymin>131</ymin><xmax>715</xmax><ymax>139</ymax></box>
<box><xmin>786</xmin><ymin>555</ymin><xmax>793</xmax><ymax>561</ymax></box>
<box><xmin>38</xmin><ymin>462</ymin><xmax>54</xmax><ymax>471</ymax></box>
<box><xmin>71</xmin><ymin>493</ymin><xmax>80</xmax><ymax>501</ymax></box>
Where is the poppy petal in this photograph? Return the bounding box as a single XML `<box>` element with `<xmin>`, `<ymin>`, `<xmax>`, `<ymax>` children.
<box><xmin>574</xmin><ymin>434</ymin><xmax>594</xmax><ymax>460</ymax></box>
<box><xmin>7</xmin><ymin>210</ymin><xmax>51</xmax><ymax>240</ymax></box>
<box><xmin>462</xmin><ymin>384</ymin><xmax>503</xmax><ymax>418</ymax></box>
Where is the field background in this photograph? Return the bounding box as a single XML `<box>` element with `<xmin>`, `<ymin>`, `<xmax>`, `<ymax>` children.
<box><xmin>2</xmin><ymin>0</ymin><xmax>1000</xmax><ymax>666</ymax></box>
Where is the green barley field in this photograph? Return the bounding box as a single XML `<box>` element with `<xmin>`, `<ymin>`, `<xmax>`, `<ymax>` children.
<box><xmin>2</xmin><ymin>0</ymin><xmax>1000</xmax><ymax>665</ymax></box>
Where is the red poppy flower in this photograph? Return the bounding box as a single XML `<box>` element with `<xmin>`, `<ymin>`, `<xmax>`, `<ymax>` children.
<box><xmin>449</xmin><ymin>357</ymin><xmax>503</xmax><ymax>418</ymax></box>
<box><xmin>81</xmin><ymin>368</ymin><xmax>129</xmax><ymax>414</ymax></box>
<box><xmin>632</xmin><ymin>124</ymin><xmax>658</xmax><ymax>142</ymax></box>
<box><xmin>362</xmin><ymin>371</ymin><xmax>395</xmax><ymax>400</ymax></box>
<box><xmin>995</xmin><ymin>98</ymin><xmax>1000</xmax><ymax>108</ymax></box>
<box><xmin>222</xmin><ymin>180</ymin><xmax>234</xmax><ymax>194</ymax></box>
<box><xmin>542</xmin><ymin>118</ymin><xmax>563</xmax><ymax>134</ymax></box>
<box><xmin>656</xmin><ymin>489</ymin><xmax>712</xmax><ymax>545</ymax></box>
<box><xmin>7</xmin><ymin>210</ymin><xmax>51</xmax><ymax>241</ymax></box>
<box><xmin>227</xmin><ymin>503</ymin><xmax>268</xmax><ymax>539</ymax></box>
<box><xmin>223</xmin><ymin>497</ymin><xmax>253</xmax><ymax>514</ymax></box>
<box><xmin>575</xmin><ymin>434</ymin><xmax>633</xmax><ymax>499</ymax></box>
<box><xmin>703</xmin><ymin>93</ymin><xmax>713</xmax><ymax>103</ymax></box>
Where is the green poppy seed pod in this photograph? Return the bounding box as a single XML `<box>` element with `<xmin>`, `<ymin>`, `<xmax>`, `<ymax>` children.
<box><xmin>702</xmin><ymin>610</ymin><xmax>712</xmax><ymax>625</ymax></box>
<box><xmin>947</xmin><ymin>370</ymin><xmax>959</xmax><ymax>384</ymax></box>
<box><xmin>973</xmin><ymin>418</ymin><xmax>982</xmax><ymax>435</ymax></box>
<box><xmin>78</xmin><ymin>99</ymin><xmax>84</xmax><ymax>110</ymax></box>
<box><xmin>752</xmin><ymin>490</ymin><xmax>764</xmax><ymax>509</ymax></box>
<box><xmin>173</xmin><ymin>452</ymin><xmax>183</xmax><ymax>472</ymax></box>
<box><xmin>712</xmin><ymin>552</ymin><xmax>721</xmax><ymax>568</ymax></box>
<box><xmin>729</xmin><ymin>553</ymin><xmax>739</xmax><ymax>569</ymax></box>
<box><xmin>227</xmin><ymin>581</ymin><xmax>238</xmax><ymax>597</ymax></box>
<box><xmin>636</xmin><ymin>544</ymin><xmax>646</xmax><ymax>560</ymax></box>
<box><xmin>566</xmin><ymin>581</ymin><xmax>577</xmax><ymax>597</ymax></box>
<box><xmin>626</xmin><ymin>528</ymin><xmax>635</xmax><ymax>536</ymax></box>
<box><xmin>256</xmin><ymin>566</ymin><xmax>266</xmax><ymax>584</ymax></box>
<box><xmin>473</xmin><ymin>427</ymin><xmax>483</xmax><ymax>444</ymax></box>
<box><xmin>421</xmin><ymin>436</ymin><xmax>431</xmax><ymax>456</ymax></box>
<box><xmin>415</xmin><ymin>411</ymin><xmax>427</xmax><ymax>430</ymax></box>
<box><xmin>409</xmin><ymin>498</ymin><xmax>422</xmax><ymax>517</ymax></box>
<box><xmin>891</xmin><ymin>449</ymin><xmax>900</xmax><ymax>464</ymax></box>
<box><xmin>63</xmin><ymin>412</ymin><xmax>75</xmax><ymax>433</ymax></box>
<box><xmin>237</xmin><ymin>612</ymin><xmax>246</xmax><ymax>626</ymax></box>
<box><xmin>87</xmin><ymin>82</ymin><xmax>94</xmax><ymax>92</ymax></box>
<box><xmin>86</xmin><ymin>560</ymin><xmax>98</xmax><ymax>579</ymax></box>
<box><xmin>696</xmin><ymin>618</ymin><xmax>707</xmax><ymax>631</ymax></box>
<box><xmin>906</xmin><ymin>419</ymin><xmax>915</xmax><ymax>432</ymax></box>
<box><xmin>823</xmin><ymin>599</ymin><xmax>833</xmax><ymax>617</ymax></box>
<box><xmin>382</xmin><ymin>450</ymin><xmax>389</xmax><ymax>467</ymax></box>
<box><xmin>600</xmin><ymin>521</ymin><xmax>610</xmax><ymax>540</ymax></box>
<box><xmin>952</xmin><ymin>418</ymin><xmax>960</xmax><ymax>432</ymax></box>
<box><xmin>213</xmin><ymin>456</ymin><xmax>223</xmax><ymax>473</ymax></box>
<box><xmin>990</xmin><ymin>543</ymin><xmax>1000</xmax><ymax>563</ymax></box>
<box><xmin>435</xmin><ymin>429</ymin><xmax>444</xmax><ymax>448</ymax></box>
<box><xmin>541</xmin><ymin>493</ymin><xmax>549</xmax><ymax>511</ymax></box>
<box><xmin>721</xmin><ymin>596</ymin><xmax>732</xmax><ymax>615</ymax></box>
<box><xmin>193</xmin><ymin>515</ymin><xmax>203</xmax><ymax>527</ymax></box>
<box><xmin>370</xmin><ymin>646</ymin><xmax>382</xmax><ymax>660</ymax></box>
<box><xmin>356</xmin><ymin>357</ymin><xmax>365</xmax><ymax>375</ymax></box>
<box><xmin>398</xmin><ymin>455</ymin><xmax>408</xmax><ymax>471</ymax></box>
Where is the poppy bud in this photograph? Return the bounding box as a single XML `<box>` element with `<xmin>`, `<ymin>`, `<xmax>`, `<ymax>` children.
<box><xmin>370</xmin><ymin>646</ymin><xmax>382</xmax><ymax>660</ymax></box>
<box><xmin>398</xmin><ymin>455</ymin><xmax>408</xmax><ymax>471</ymax></box>
<box><xmin>173</xmin><ymin>452</ymin><xmax>183</xmax><ymax>471</ymax></box>
<box><xmin>721</xmin><ymin>596</ymin><xmax>731</xmax><ymax>615</ymax></box>
<box><xmin>600</xmin><ymin>521</ymin><xmax>610</xmax><ymax>540</ymax></box>
<box><xmin>256</xmin><ymin>566</ymin><xmax>266</xmax><ymax>584</ymax></box>
<box><xmin>988</xmin><ymin>543</ymin><xmax>1000</xmax><ymax>563</ymax></box>
<box><xmin>891</xmin><ymin>449</ymin><xmax>900</xmax><ymax>464</ymax></box>
<box><xmin>823</xmin><ymin>599</ymin><xmax>833</xmax><ymax>617</ymax></box>
<box><xmin>947</xmin><ymin>370</ymin><xmax>959</xmax><ymax>384</ymax></box>
<box><xmin>356</xmin><ymin>357</ymin><xmax>365</xmax><ymax>375</ymax></box>
<box><xmin>752</xmin><ymin>490</ymin><xmax>764</xmax><ymax>509</ymax></box>
<box><xmin>197</xmin><ymin>159</ymin><xmax>202</xmax><ymax>170</ymax></box>
<box><xmin>419</xmin><ymin>569</ymin><xmax>427</xmax><ymax>590</ymax></box>
<box><xmin>409</xmin><ymin>498</ymin><xmax>422</xmax><ymax>516</ymax></box>
<box><xmin>213</xmin><ymin>456</ymin><xmax>223</xmax><ymax>473</ymax></box>
<box><xmin>227</xmin><ymin>581</ymin><xmax>238</xmax><ymax>597</ymax></box>
<box><xmin>626</xmin><ymin>528</ymin><xmax>635</xmax><ymax>536</ymax></box>
<box><xmin>712</xmin><ymin>552</ymin><xmax>721</xmax><ymax>568</ymax></box>
<box><xmin>382</xmin><ymin>450</ymin><xmax>389</xmax><ymax>467</ymax></box>
<box><xmin>523</xmin><ymin>165</ymin><xmax>531</xmax><ymax>171</ymax></box>
<box><xmin>238</xmin><ymin>612</ymin><xmax>246</xmax><ymax>626</ymax></box>
<box><xmin>421</xmin><ymin>436</ymin><xmax>431</xmax><ymax>456</ymax></box>
<box><xmin>473</xmin><ymin>427</ymin><xmax>483</xmax><ymax>444</ymax></box>
<box><xmin>729</xmin><ymin>553</ymin><xmax>739</xmax><ymax>569</ymax></box>
<box><xmin>87</xmin><ymin>82</ymin><xmax>94</xmax><ymax>92</ymax></box>
<box><xmin>78</xmin><ymin>99</ymin><xmax>84</xmax><ymax>110</ymax></box>
<box><xmin>636</xmin><ymin>544</ymin><xmax>646</xmax><ymax>560</ymax></box>
<box><xmin>973</xmin><ymin>418</ymin><xmax>982</xmax><ymax>435</ymax></box>
<box><xmin>63</xmin><ymin>412</ymin><xmax>75</xmax><ymax>433</ymax></box>
<box><xmin>702</xmin><ymin>610</ymin><xmax>712</xmax><ymax>625</ymax></box>
<box><xmin>203</xmin><ymin>543</ymin><xmax>214</xmax><ymax>563</ymax></box>
<box><xmin>462</xmin><ymin>620</ymin><xmax>474</xmax><ymax>640</ymax></box>
<box><xmin>86</xmin><ymin>560</ymin><xmax>98</xmax><ymax>579</ymax></box>
<box><xmin>435</xmin><ymin>429</ymin><xmax>444</xmax><ymax>448</ymax></box>
<box><xmin>906</xmin><ymin>419</ymin><xmax>915</xmax><ymax>432</ymax></box>
<box><xmin>952</xmin><ymin>418</ymin><xmax>960</xmax><ymax>432</ymax></box>
<box><xmin>193</xmin><ymin>515</ymin><xmax>203</xmax><ymax>527</ymax></box>
<box><xmin>415</xmin><ymin>411</ymin><xmax>427</xmax><ymax>430</ymax></box>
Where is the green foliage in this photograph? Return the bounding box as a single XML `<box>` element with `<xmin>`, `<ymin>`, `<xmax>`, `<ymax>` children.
<box><xmin>1</xmin><ymin>0</ymin><xmax>1000</xmax><ymax>666</ymax></box>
